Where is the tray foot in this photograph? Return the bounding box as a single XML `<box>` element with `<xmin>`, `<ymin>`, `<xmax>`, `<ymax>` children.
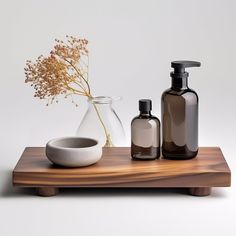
<box><xmin>189</xmin><ymin>187</ymin><xmax>211</xmax><ymax>196</ymax></box>
<box><xmin>36</xmin><ymin>187</ymin><xmax>58</xmax><ymax>197</ymax></box>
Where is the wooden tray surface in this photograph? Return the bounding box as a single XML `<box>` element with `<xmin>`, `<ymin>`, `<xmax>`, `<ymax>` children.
<box><xmin>13</xmin><ymin>147</ymin><xmax>231</xmax><ymax>189</ymax></box>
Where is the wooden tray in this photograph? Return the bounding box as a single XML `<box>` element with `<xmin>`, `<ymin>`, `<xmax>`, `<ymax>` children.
<box><xmin>13</xmin><ymin>147</ymin><xmax>231</xmax><ymax>197</ymax></box>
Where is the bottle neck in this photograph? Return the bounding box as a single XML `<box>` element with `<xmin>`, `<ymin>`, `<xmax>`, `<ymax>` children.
<box><xmin>171</xmin><ymin>77</ymin><xmax>188</xmax><ymax>90</ymax></box>
<box><xmin>139</xmin><ymin>111</ymin><xmax>151</xmax><ymax>117</ymax></box>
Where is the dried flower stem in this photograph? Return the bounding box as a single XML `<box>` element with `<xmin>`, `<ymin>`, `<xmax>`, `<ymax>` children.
<box><xmin>63</xmin><ymin>57</ymin><xmax>91</xmax><ymax>94</ymax></box>
<box><xmin>93</xmin><ymin>104</ymin><xmax>113</xmax><ymax>147</ymax></box>
<box><xmin>86</xmin><ymin>94</ymin><xmax>113</xmax><ymax>147</ymax></box>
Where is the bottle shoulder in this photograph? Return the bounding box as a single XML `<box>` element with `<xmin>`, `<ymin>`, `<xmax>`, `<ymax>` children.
<box><xmin>162</xmin><ymin>87</ymin><xmax>198</xmax><ymax>99</ymax></box>
<box><xmin>131</xmin><ymin>114</ymin><xmax>160</xmax><ymax>124</ymax></box>
<box><xmin>131</xmin><ymin>115</ymin><xmax>140</xmax><ymax>123</ymax></box>
<box><xmin>150</xmin><ymin>115</ymin><xmax>160</xmax><ymax>124</ymax></box>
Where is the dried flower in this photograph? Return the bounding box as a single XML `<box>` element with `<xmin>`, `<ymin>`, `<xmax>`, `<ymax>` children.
<box><xmin>25</xmin><ymin>36</ymin><xmax>91</xmax><ymax>105</ymax></box>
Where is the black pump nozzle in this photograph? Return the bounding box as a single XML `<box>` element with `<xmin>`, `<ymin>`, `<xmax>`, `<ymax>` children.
<box><xmin>171</xmin><ymin>60</ymin><xmax>201</xmax><ymax>79</ymax></box>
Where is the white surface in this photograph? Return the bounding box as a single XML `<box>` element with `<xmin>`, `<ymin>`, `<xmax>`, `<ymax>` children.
<box><xmin>0</xmin><ymin>0</ymin><xmax>235</xmax><ymax>235</ymax></box>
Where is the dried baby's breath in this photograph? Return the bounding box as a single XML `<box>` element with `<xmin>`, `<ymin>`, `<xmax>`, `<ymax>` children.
<box><xmin>24</xmin><ymin>36</ymin><xmax>91</xmax><ymax>105</ymax></box>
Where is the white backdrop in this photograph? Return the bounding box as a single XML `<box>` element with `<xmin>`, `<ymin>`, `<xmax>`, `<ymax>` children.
<box><xmin>0</xmin><ymin>0</ymin><xmax>235</xmax><ymax>235</ymax></box>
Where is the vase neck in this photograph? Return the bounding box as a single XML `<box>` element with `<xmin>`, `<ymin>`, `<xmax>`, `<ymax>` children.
<box><xmin>88</xmin><ymin>96</ymin><xmax>113</xmax><ymax>105</ymax></box>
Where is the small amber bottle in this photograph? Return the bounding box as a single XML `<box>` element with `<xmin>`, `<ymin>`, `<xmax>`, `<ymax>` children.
<box><xmin>131</xmin><ymin>99</ymin><xmax>160</xmax><ymax>160</ymax></box>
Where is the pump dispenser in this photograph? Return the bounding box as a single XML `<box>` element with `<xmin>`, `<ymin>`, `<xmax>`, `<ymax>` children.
<box><xmin>161</xmin><ymin>60</ymin><xmax>201</xmax><ymax>159</ymax></box>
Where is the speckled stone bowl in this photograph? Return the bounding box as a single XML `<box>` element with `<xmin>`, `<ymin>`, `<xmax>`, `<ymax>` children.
<box><xmin>46</xmin><ymin>137</ymin><xmax>102</xmax><ymax>167</ymax></box>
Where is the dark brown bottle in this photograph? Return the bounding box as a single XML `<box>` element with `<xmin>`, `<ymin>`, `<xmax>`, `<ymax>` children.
<box><xmin>161</xmin><ymin>61</ymin><xmax>201</xmax><ymax>160</ymax></box>
<box><xmin>131</xmin><ymin>99</ymin><xmax>160</xmax><ymax>160</ymax></box>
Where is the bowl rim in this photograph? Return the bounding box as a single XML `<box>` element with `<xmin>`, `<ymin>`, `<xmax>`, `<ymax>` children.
<box><xmin>46</xmin><ymin>137</ymin><xmax>100</xmax><ymax>150</ymax></box>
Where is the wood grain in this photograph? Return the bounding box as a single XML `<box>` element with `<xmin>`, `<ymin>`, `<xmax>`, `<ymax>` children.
<box><xmin>13</xmin><ymin>147</ymin><xmax>231</xmax><ymax>189</ymax></box>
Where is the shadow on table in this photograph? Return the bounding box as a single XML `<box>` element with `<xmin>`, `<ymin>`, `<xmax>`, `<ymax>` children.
<box><xmin>0</xmin><ymin>168</ymin><xmax>228</xmax><ymax>198</ymax></box>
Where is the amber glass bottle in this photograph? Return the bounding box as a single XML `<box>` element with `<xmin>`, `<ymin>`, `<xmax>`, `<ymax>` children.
<box><xmin>131</xmin><ymin>99</ymin><xmax>160</xmax><ymax>160</ymax></box>
<box><xmin>161</xmin><ymin>61</ymin><xmax>201</xmax><ymax>159</ymax></box>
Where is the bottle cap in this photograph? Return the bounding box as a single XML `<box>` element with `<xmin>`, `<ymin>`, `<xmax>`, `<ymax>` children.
<box><xmin>139</xmin><ymin>99</ymin><xmax>152</xmax><ymax>112</ymax></box>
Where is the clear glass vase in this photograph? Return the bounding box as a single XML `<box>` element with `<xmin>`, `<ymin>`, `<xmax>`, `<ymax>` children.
<box><xmin>76</xmin><ymin>96</ymin><xmax>125</xmax><ymax>147</ymax></box>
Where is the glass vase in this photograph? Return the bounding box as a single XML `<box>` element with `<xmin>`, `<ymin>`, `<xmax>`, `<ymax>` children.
<box><xmin>76</xmin><ymin>96</ymin><xmax>125</xmax><ymax>147</ymax></box>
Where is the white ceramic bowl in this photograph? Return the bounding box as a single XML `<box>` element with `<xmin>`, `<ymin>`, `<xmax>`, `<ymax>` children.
<box><xmin>46</xmin><ymin>137</ymin><xmax>102</xmax><ymax>167</ymax></box>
